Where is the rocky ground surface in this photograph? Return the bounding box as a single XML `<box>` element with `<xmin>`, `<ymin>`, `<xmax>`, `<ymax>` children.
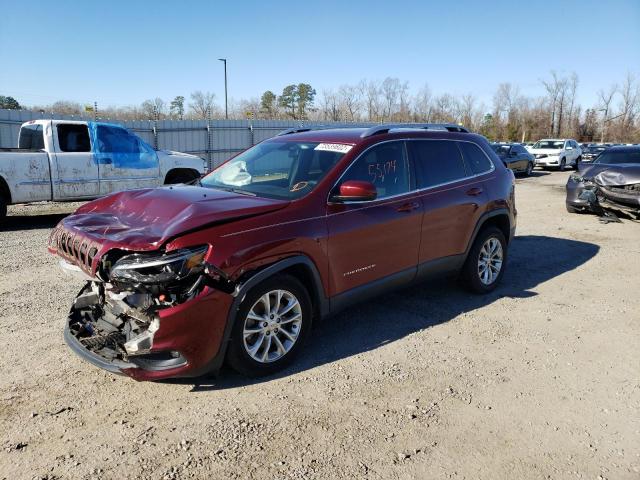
<box><xmin>0</xmin><ymin>171</ymin><xmax>638</xmax><ymax>480</ymax></box>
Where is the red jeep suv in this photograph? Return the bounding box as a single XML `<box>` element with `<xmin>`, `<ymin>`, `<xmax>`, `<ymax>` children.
<box><xmin>48</xmin><ymin>124</ymin><xmax>516</xmax><ymax>381</ymax></box>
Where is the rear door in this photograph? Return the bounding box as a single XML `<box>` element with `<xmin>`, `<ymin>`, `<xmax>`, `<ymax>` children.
<box><xmin>409</xmin><ymin>140</ymin><xmax>492</xmax><ymax>268</ymax></box>
<box><xmin>52</xmin><ymin>123</ymin><xmax>100</xmax><ymax>199</ymax></box>
<box><xmin>92</xmin><ymin>124</ymin><xmax>160</xmax><ymax>195</ymax></box>
<box><xmin>326</xmin><ymin>141</ymin><xmax>422</xmax><ymax>297</ymax></box>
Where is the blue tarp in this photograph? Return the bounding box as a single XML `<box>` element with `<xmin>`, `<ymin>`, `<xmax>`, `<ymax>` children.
<box><xmin>88</xmin><ymin>122</ymin><xmax>158</xmax><ymax>169</ymax></box>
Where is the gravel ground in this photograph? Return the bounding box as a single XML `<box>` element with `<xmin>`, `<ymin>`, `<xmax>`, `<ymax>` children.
<box><xmin>0</xmin><ymin>171</ymin><xmax>638</xmax><ymax>480</ymax></box>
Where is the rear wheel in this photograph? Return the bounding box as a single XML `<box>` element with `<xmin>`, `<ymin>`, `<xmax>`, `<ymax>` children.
<box><xmin>524</xmin><ymin>161</ymin><xmax>533</xmax><ymax>177</ymax></box>
<box><xmin>559</xmin><ymin>158</ymin><xmax>566</xmax><ymax>171</ymax></box>
<box><xmin>461</xmin><ymin>226</ymin><xmax>507</xmax><ymax>294</ymax></box>
<box><xmin>573</xmin><ymin>156</ymin><xmax>581</xmax><ymax>170</ymax></box>
<box><xmin>226</xmin><ymin>274</ymin><xmax>312</xmax><ymax>377</ymax></box>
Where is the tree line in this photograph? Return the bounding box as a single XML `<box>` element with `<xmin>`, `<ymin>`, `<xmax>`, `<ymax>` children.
<box><xmin>2</xmin><ymin>71</ymin><xmax>639</xmax><ymax>142</ymax></box>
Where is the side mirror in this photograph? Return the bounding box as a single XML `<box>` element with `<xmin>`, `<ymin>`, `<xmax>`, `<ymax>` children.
<box><xmin>331</xmin><ymin>180</ymin><xmax>377</xmax><ymax>202</ymax></box>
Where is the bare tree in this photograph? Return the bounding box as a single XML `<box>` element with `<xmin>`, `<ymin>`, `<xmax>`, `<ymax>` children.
<box><xmin>617</xmin><ymin>72</ymin><xmax>639</xmax><ymax>139</ymax></box>
<box><xmin>358</xmin><ymin>79</ymin><xmax>382</xmax><ymax>122</ymax></box>
<box><xmin>597</xmin><ymin>84</ymin><xmax>618</xmax><ymax>142</ymax></box>
<box><xmin>141</xmin><ymin>98</ymin><xmax>167</xmax><ymax>119</ymax></box>
<box><xmin>189</xmin><ymin>91</ymin><xmax>217</xmax><ymax>119</ymax></box>
<box><xmin>413</xmin><ymin>84</ymin><xmax>432</xmax><ymax>122</ymax></box>
<box><xmin>337</xmin><ymin>84</ymin><xmax>361</xmax><ymax>121</ymax></box>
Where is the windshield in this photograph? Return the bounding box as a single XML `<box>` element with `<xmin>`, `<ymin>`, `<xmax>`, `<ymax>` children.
<box><xmin>593</xmin><ymin>149</ymin><xmax>640</xmax><ymax>165</ymax></box>
<box><xmin>533</xmin><ymin>140</ymin><xmax>564</xmax><ymax>149</ymax></box>
<box><xmin>201</xmin><ymin>140</ymin><xmax>350</xmax><ymax>200</ymax></box>
<box><xmin>491</xmin><ymin>144</ymin><xmax>511</xmax><ymax>156</ymax></box>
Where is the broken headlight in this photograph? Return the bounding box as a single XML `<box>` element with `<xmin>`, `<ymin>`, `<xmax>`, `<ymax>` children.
<box><xmin>109</xmin><ymin>246</ymin><xmax>209</xmax><ymax>285</ymax></box>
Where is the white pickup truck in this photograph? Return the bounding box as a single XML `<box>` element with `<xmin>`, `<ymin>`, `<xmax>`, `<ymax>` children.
<box><xmin>0</xmin><ymin>120</ymin><xmax>207</xmax><ymax>221</ymax></box>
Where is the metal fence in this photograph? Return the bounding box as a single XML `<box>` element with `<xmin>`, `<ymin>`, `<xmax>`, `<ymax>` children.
<box><xmin>0</xmin><ymin>109</ymin><xmax>373</xmax><ymax>169</ymax></box>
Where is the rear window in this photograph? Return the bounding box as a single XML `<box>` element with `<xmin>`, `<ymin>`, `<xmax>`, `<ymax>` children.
<box><xmin>460</xmin><ymin>142</ymin><xmax>494</xmax><ymax>174</ymax></box>
<box><xmin>409</xmin><ymin>140</ymin><xmax>468</xmax><ymax>188</ymax></box>
<box><xmin>57</xmin><ymin>124</ymin><xmax>91</xmax><ymax>152</ymax></box>
<box><xmin>19</xmin><ymin>124</ymin><xmax>45</xmax><ymax>150</ymax></box>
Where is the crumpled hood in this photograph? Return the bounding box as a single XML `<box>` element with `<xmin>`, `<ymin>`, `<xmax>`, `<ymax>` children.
<box><xmin>578</xmin><ymin>164</ymin><xmax>640</xmax><ymax>185</ymax></box>
<box><xmin>60</xmin><ymin>185</ymin><xmax>290</xmax><ymax>250</ymax></box>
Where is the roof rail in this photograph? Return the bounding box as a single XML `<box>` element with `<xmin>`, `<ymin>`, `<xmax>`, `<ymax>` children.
<box><xmin>360</xmin><ymin>123</ymin><xmax>469</xmax><ymax>138</ymax></box>
<box><xmin>276</xmin><ymin>127</ymin><xmax>313</xmax><ymax>136</ymax></box>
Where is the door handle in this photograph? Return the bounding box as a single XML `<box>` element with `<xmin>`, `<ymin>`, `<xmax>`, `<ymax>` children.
<box><xmin>466</xmin><ymin>187</ymin><xmax>483</xmax><ymax>196</ymax></box>
<box><xmin>396</xmin><ymin>202</ymin><xmax>420</xmax><ymax>213</ymax></box>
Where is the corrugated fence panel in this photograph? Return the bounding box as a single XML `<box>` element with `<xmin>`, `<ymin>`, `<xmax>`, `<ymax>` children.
<box><xmin>0</xmin><ymin>109</ymin><xmax>375</xmax><ymax>168</ymax></box>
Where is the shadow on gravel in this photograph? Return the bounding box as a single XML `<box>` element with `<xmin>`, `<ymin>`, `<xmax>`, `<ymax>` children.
<box><xmin>0</xmin><ymin>213</ymin><xmax>68</xmax><ymax>232</ymax></box>
<box><xmin>167</xmin><ymin>234</ymin><xmax>599</xmax><ymax>391</ymax></box>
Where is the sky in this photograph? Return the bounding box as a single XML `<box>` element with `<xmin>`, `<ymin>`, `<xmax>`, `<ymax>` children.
<box><xmin>1</xmin><ymin>0</ymin><xmax>638</xmax><ymax>112</ymax></box>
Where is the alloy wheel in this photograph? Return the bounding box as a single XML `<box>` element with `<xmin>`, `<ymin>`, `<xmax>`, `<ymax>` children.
<box><xmin>242</xmin><ymin>289</ymin><xmax>302</xmax><ymax>363</ymax></box>
<box><xmin>477</xmin><ymin>237</ymin><xmax>503</xmax><ymax>285</ymax></box>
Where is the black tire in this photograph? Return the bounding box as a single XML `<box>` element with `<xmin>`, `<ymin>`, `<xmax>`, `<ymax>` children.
<box><xmin>226</xmin><ymin>274</ymin><xmax>312</xmax><ymax>377</ymax></box>
<box><xmin>559</xmin><ymin>158</ymin><xmax>566</xmax><ymax>171</ymax></box>
<box><xmin>573</xmin><ymin>156</ymin><xmax>581</xmax><ymax>170</ymax></box>
<box><xmin>0</xmin><ymin>196</ymin><xmax>6</xmax><ymax>226</ymax></box>
<box><xmin>524</xmin><ymin>161</ymin><xmax>533</xmax><ymax>177</ymax></box>
<box><xmin>566</xmin><ymin>203</ymin><xmax>583</xmax><ymax>214</ymax></box>
<box><xmin>460</xmin><ymin>226</ymin><xmax>508</xmax><ymax>294</ymax></box>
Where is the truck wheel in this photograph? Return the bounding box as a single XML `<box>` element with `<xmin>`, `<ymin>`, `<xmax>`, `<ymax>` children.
<box><xmin>460</xmin><ymin>226</ymin><xmax>507</xmax><ymax>294</ymax></box>
<box><xmin>573</xmin><ymin>156</ymin><xmax>581</xmax><ymax>170</ymax></box>
<box><xmin>226</xmin><ymin>274</ymin><xmax>312</xmax><ymax>377</ymax></box>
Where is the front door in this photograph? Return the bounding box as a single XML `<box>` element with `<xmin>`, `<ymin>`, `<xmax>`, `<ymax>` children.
<box><xmin>327</xmin><ymin>141</ymin><xmax>422</xmax><ymax>297</ymax></box>
<box><xmin>52</xmin><ymin>123</ymin><xmax>100</xmax><ymax>199</ymax></box>
<box><xmin>91</xmin><ymin>124</ymin><xmax>160</xmax><ymax>195</ymax></box>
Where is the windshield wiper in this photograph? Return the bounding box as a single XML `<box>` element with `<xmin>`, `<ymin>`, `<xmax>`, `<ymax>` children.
<box><xmin>203</xmin><ymin>184</ymin><xmax>257</xmax><ymax>196</ymax></box>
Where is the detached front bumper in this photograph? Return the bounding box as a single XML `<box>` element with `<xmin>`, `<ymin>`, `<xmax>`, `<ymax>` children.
<box><xmin>65</xmin><ymin>283</ymin><xmax>234</xmax><ymax>381</ymax></box>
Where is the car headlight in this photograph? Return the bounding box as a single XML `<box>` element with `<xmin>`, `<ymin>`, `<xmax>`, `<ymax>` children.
<box><xmin>110</xmin><ymin>246</ymin><xmax>209</xmax><ymax>285</ymax></box>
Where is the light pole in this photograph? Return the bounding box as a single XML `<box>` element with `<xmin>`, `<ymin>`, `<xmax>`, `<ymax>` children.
<box><xmin>218</xmin><ymin>58</ymin><xmax>228</xmax><ymax>119</ymax></box>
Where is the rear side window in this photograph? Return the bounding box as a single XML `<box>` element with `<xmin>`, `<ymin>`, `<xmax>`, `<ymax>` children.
<box><xmin>458</xmin><ymin>142</ymin><xmax>493</xmax><ymax>174</ymax></box>
<box><xmin>340</xmin><ymin>141</ymin><xmax>409</xmax><ymax>199</ymax></box>
<box><xmin>57</xmin><ymin>124</ymin><xmax>91</xmax><ymax>152</ymax></box>
<box><xmin>19</xmin><ymin>124</ymin><xmax>44</xmax><ymax>150</ymax></box>
<box><xmin>409</xmin><ymin>140</ymin><xmax>467</xmax><ymax>188</ymax></box>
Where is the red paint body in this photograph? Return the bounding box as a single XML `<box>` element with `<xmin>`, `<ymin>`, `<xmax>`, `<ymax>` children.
<box><xmin>49</xmin><ymin>128</ymin><xmax>516</xmax><ymax>381</ymax></box>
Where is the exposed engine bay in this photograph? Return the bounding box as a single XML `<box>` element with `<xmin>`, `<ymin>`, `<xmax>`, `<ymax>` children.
<box><xmin>65</xmin><ymin>245</ymin><xmax>236</xmax><ymax>368</ymax></box>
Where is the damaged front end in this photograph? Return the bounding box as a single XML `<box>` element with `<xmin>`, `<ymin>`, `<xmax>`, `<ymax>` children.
<box><xmin>577</xmin><ymin>170</ymin><xmax>640</xmax><ymax>220</ymax></box>
<box><xmin>65</xmin><ymin>245</ymin><xmax>236</xmax><ymax>375</ymax></box>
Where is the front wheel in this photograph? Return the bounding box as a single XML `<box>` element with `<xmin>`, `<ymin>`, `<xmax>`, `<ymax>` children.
<box><xmin>226</xmin><ymin>274</ymin><xmax>312</xmax><ymax>377</ymax></box>
<box><xmin>460</xmin><ymin>226</ymin><xmax>507</xmax><ymax>294</ymax></box>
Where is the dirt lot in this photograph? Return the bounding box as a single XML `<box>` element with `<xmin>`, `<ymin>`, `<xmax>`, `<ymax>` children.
<box><xmin>0</xmin><ymin>171</ymin><xmax>638</xmax><ymax>480</ymax></box>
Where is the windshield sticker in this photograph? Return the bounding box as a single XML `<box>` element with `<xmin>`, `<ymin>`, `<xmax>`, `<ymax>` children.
<box><xmin>314</xmin><ymin>143</ymin><xmax>353</xmax><ymax>154</ymax></box>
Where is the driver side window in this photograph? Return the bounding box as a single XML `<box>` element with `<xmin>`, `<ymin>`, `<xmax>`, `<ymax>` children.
<box><xmin>340</xmin><ymin>142</ymin><xmax>409</xmax><ymax>199</ymax></box>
